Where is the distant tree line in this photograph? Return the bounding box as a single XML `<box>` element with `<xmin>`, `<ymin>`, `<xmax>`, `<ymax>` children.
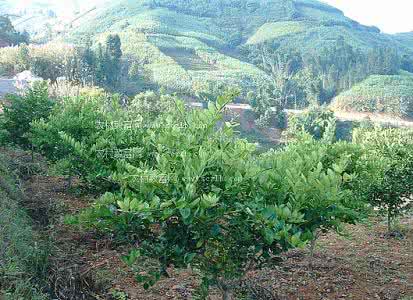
<box><xmin>9</xmin><ymin>34</ymin><xmax>123</xmax><ymax>89</ymax></box>
<box><xmin>243</xmin><ymin>37</ymin><xmax>412</xmax><ymax>127</ymax></box>
<box><xmin>246</xmin><ymin>38</ymin><xmax>407</xmax><ymax>113</ymax></box>
<box><xmin>0</xmin><ymin>16</ymin><xmax>29</xmax><ymax>46</ymax></box>
<box><xmin>65</xmin><ymin>34</ymin><xmax>123</xmax><ymax>88</ymax></box>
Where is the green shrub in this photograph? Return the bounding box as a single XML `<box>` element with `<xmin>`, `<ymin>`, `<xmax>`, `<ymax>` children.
<box><xmin>353</xmin><ymin>127</ymin><xmax>413</xmax><ymax>232</ymax></box>
<box><xmin>30</xmin><ymin>88</ymin><xmax>179</xmax><ymax>190</ymax></box>
<box><xmin>30</xmin><ymin>92</ymin><xmax>133</xmax><ymax>189</ymax></box>
<box><xmin>68</xmin><ymin>93</ymin><xmax>369</xmax><ymax>298</ymax></box>
<box><xmin>259</xmin><ymin>135</ymin><xmax>365</xmax><ymax>249</ymax></box>
<box><xmin>1</xmin><ymin>81</ymin><xmax>54</xmax><ymax>149</ymax></box>
<box><xmin>285</xmin><ymin>105</ymin><xmax>336</xmax><ymax>142</ymax></box>
<box><xmin>74</xmin><ymin>94</ymin><xmax>308</xmax><ymax>299</ymax></box>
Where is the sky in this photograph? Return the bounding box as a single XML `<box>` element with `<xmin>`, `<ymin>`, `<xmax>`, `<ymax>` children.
<box><xmin>322</xmin><ymin>0</ymin><xmax>413</xmax><ymax>34</ymax></box>
<box><xmin>10</xmin><ymin>0</ymin><xmax>102</xmax><ymax>18</ymax></box>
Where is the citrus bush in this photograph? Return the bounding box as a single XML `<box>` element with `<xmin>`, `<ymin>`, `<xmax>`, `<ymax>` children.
<box><xmin>258</xmin><ymin>134</ymin><xmax>365</xmax><ymax>256</ymax></box>
<box><xmin>69</xmin><ymin>93</ymin><xmax>373</xmax><ymax>299</ymax></box>
<box><xmin>74</xmin><ymin>93</ymin><xmax>308</xmax><ymax>299</ymax></box>
<box><xmin>30</xmin><ymin>92</ymin><xmax>140</xmax><ymax>189</ymax></box>
<box><xmin>285</xmin><ymin>105</ymin><xmax>337</xmax><ymax>142</ymax></box>
<box><xmin>353</xmin><ymin>127</ymin><xmax>413</xmax><ymax>232</ymax></box>
<box><xmin>1</xmin><ymin>81</ymin><xmax>54</xmax><ymax>149</ymax></box>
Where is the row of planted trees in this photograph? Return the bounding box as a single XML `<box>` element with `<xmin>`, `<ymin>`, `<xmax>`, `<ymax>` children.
<box><xmin>1</xmin><ymin>82</ymin><xmax>412</xmax><ymax>299</ymax></box>
<box><xmin>0</xmin><ymin>34</ymin><xmax>123</xmax><ymax>90</ymax></box>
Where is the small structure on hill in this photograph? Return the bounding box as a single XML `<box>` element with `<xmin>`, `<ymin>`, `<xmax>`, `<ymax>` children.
<box><xmin>13</xmin><ymin>70</ymin><xmax>43</xmax><ymax>91</ymax></box>
<box><xmin>13</xmin><ymin>70</ymin><xmax>42</xmax><ymax>85</ymax></box>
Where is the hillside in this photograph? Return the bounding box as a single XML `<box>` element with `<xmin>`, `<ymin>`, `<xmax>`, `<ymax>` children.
<box><xmin>393</xmin><ymin>32</ymin><xmax>413</xmax><ymax>50</ymax></box>
<box><xmin>60</xmin><ymin>0</ymin><xmax>413</xmax><ymax>96</ymax></box>
<box><xmin>0</xmin><ymin>0</ymin><xmax>103</xmax><ymax>43</ymax></box>
<box><xmin>331</xmin><ymin>72</ymin><xmax>413</xmax><ymax>118</ymax></box>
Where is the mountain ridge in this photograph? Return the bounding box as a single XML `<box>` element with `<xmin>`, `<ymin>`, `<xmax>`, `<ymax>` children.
<box><xmin>51</xmin><ymin>0</ymin><xmax>412</xmax><ymax>96</ymax></box>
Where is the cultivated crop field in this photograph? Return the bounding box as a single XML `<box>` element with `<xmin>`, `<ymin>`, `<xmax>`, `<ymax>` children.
<box><xmin>331</xmin><ymin>74</ymin><xmax>413</xmax><ymax>118</ymax></box>
<box><xmin>5</xmin><ymin>158</ymin><xmax>410</xmax><ymax>300</ymax></box>
<box><xmin>1</xmin><ymin>85</ymin><xmax>412</xmax><ymax>299</ymax></box>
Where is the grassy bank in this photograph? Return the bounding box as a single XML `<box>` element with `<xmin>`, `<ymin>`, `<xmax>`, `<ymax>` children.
<box><xmin>0</xmin><ymin>151</ymin><xmax>49</xmax><ymax>300</ymax></box>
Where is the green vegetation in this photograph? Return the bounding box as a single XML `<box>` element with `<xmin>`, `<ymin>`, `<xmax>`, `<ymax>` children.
<box><xmin>246</xmin><ymin>39</ymin><xmax>403</xmax><ymax>125</ymax></box>
<box><xmin>247</xmin><ymin>21</ymin><xmax>308</xmax><ymax>45</ymax></box>
<box><xmin>0</xmin><ymin>15</ymin><xmax>29</xmax><ymax>46</ymax></box>
<box><xmin>30</xmin><ymin>87</ymin><xmax>129</xmax><ymax>189</ymax></box>
<box><xmin>2</xmin><ymin>0</ymin><xmax>413</xmax><ymax>116</ymax></box>
<box><xmin>285</xmin><ymin>106</ymin><xmax>336</xmax><ymax>141</ymax></box>
<box><xmin>57</xmin><ymin>91</ymin><xmax>361</xmax><ymax>298</ymax></box>
<box><xmin>353</xmin><ymin>127</ymin><xmax>413</xmax><ymax>232</ymax></box>
<box><xmin>331</xmin><ymin>74</ymin><xmax>413</xmax><ymax>118</ymax></box>
<box><xmin>0</xmin><ymin>155</ymin><xmax>49</xmax><ymax>299</ymax></box>
<box><xmin>1</xmin><ymin>80</ymin><xmax>413</xmax><ymax>298</ymax></box>
<box><xmin>57</xmin><ymin>0</ymin><xmax>413</xmax><ymax>100</ymax></box>
<box><xmin>90</xmin><ymin>94</ymin><xmax>308</xmax><ymax>297</ymax></box>
<box><xmin>0</xmin><ymin>1</ymin><xmax>413</xmax><ymax>299</ymax></box>
<box><xmin>0</xmin><ymin>42</ymin><xmax>71</xmax><ymax>78</ymax></box>
<box><xmin>0</xmin><ymin>35</ymin><xmax>126</xmax><ymax>90</ymax></box>
<box><xmin>1</xmin><ymin>81</ymin><xmax>54</xmax><ymax>148</ymax></box>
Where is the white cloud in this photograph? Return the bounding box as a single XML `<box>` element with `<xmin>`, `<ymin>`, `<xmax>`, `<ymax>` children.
<box><xmin>322</xmin><ymin>0</ymin><xmax>413</xmax><ymax>33</ymax></box>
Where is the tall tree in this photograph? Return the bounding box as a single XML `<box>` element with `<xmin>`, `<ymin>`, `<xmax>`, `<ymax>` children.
<box><xmin>79</xmin><ymin>38</ymin><xmax>97</xmax><ymax>85</ymax></box>
<box><xmin>95</xmin><ymin>43</ymin><xmax>106</xmax><ymax>85</ymax></box>
<box><xmin>0</xmin><ymin>16</ymin><xmax>29</xmax><ymax>46</ymax></box>
<box><xmin>104</xmin><ymin>34</ymin><xmax>123</xmax><ymax>88</ymax></box>
<box><xmin>15</xmin><ymin>44</ymin><xmax>30</xmax><ymax>73</ymax></box>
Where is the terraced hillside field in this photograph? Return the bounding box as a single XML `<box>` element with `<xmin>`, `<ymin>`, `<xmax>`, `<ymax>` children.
<box><xmin>158</xmin><ymin>47</ymin><xmax>217</xmax><ymax>71</ymax></box>
<box><xmin>331</xmin><ymin>73</ymin><xmax>413</xmax><ymax>118</ymax></box>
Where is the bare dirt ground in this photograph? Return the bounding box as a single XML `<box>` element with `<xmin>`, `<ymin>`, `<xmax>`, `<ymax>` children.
<box><xmin>6</xmin><ymin>149</ymin><xmax>412</xmax><ymax>300</ymax></box>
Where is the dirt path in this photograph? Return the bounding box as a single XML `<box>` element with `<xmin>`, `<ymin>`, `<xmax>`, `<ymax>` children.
<box><xmin>252</xmin><ymin>219</ymin><xmax>413</xmax><ymax>300</ymax></box>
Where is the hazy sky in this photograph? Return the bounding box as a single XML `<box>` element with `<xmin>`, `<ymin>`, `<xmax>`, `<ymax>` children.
<box><xmin>323</xmin><ymin>0</ymin><xmax>413</xmax><ymax>34</ymax></box>
<box><xmin>12</xmin><ymin>0</ymin><xmax>100</xmax><ymax>17</ymax></box>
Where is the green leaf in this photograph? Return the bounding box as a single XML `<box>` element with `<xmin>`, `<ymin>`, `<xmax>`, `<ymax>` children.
<box><xmin>121</xmin><ymin>249</ymin><xmax>140</xmax><ymax>266</ymax></box>
<box><xmin>211</xmin><ymin>224</ymin><xmax>221</xmax><ymax>237</ymax></box>
<box><xmin>263</xmin><ymin>228</ymin><xmax>275</xmax><ymax>245</ymax></box>
<box><xmin>179</xmin><ymin>208</ymin><xmax>191</xmax><ymax>220</ymax></box>
<box><xmin>184</xmin><ymin>252</ymin><xmax>196</xmax><ymax>264</ymax></box>
<box><xmin>130</xmin><ymin>198</ymin><xmax>140</xmax><ymax>211</ymax></box>
<box><xmin>196</xmin><ymin>239</ymin><xmax>204</xmax><ymax>248</ymax></box>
